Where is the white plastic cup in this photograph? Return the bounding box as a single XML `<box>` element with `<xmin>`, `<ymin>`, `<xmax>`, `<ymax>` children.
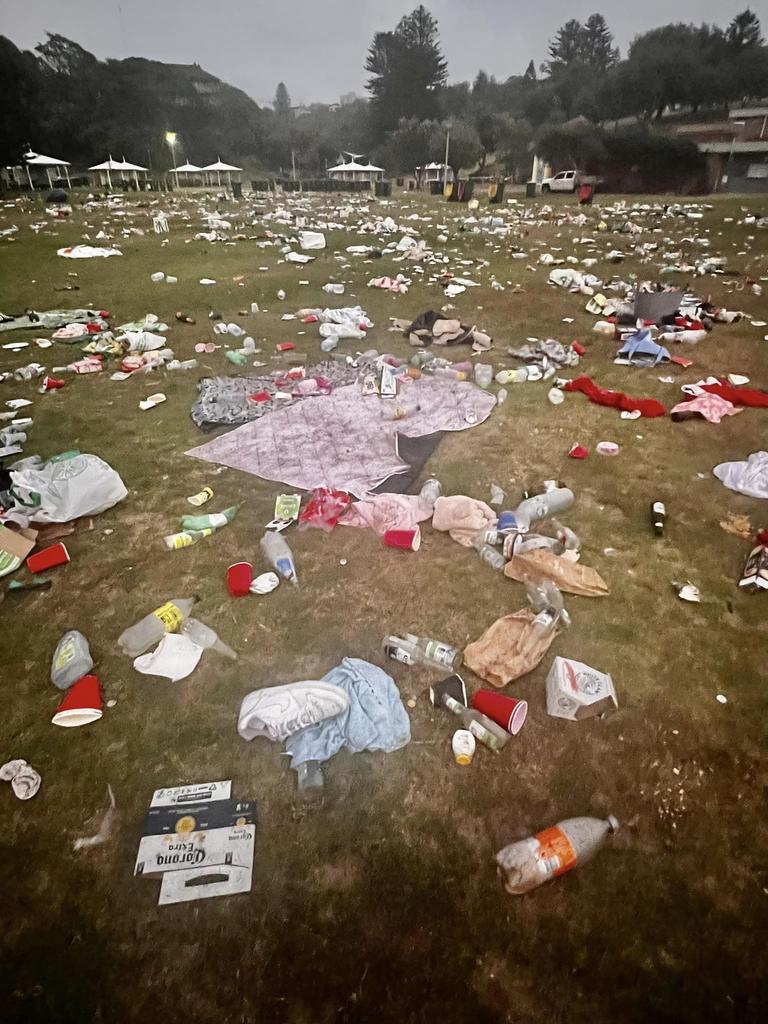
<box><xmin>452</xmin><ymin>729</ymin><xmax>476</xmax><ymax>766</ymax></box>
<box><xmin>150</xmin><ymin>271</ymin><xmax>165</xmax><ymax>283</ymax></box>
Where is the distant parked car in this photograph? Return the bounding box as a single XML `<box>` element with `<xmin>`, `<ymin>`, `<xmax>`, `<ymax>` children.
<box><xmin>541</xmin><ymin>170</ymin><xmax>581</xmax><ymax>193</ymax></box>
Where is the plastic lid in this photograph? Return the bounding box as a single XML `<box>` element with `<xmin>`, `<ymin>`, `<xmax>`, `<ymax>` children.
<box><xmin>607</xmin><ymin>815</ymin><xmax>620</xmax><ymax>833</ymax></box>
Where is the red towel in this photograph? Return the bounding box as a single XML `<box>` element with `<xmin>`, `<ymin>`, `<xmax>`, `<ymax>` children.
<box><xmin>564</xmin><ymin>376</ymin><xmax>667</xmax><ymax>418</ymax></box>
<box><xmin>701</xmin><ymin>381</ymin><xmax>768</xmax><ymax>408</ymax></box>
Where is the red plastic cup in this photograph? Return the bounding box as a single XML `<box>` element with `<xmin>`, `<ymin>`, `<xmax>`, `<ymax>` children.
<box><xmin>226</xmin><ymin>561</ymin><xmax>253</xmax><ymax>597</ymax></box>
<box><xmin>42</xmin><ymin>375</ymin><xmax>65</xmax><ymax>391</ymax></box>
<box><xmin>52</xmin><ymin>674</ymin><xmax>103</xmax><ymax>728</ymax></box>
<box><xmin>569</xmin><ymin>444</ymin><xmax>589</xmax><ymax>460</ymax></box>
<box><xmin>383</xmin><ymin>526</ymin><xmax>421</xmax><ymax>551</ymax></box>
<box><xmin>571</xmin><ymin>341</ymin><xmax>586</xmax><ymax>356</ymax></box>
<box><xmin>27</xmin><ymin>542</ymin><xmax>70</xmax><ymax>574</ymax></box>
<box><xmin>471</xmin><ymin>690</ymin><xmax>528</xmax><ymax>735</ymax></box>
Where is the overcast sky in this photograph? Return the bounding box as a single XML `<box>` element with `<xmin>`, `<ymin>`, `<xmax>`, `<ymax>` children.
<box><xmin>1</xmin><ymin>0</ymin><xmax>762</xmax><ymax>105</ymax></box>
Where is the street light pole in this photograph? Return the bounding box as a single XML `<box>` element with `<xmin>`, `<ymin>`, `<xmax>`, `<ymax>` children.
<box><xmin>165</xmin><ymin>131</ymin><xmax>178</xmax><ymax>189</ymax></box>
<box><xmin>443</xmin><ymin>127</ymin><xmax>450</xmax><ymax>191</ymax></box>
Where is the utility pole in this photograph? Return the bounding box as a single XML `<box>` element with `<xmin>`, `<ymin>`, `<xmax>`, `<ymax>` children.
<box><xmin>443</xmin><ymin>128</ymin><xmax>451</xmax><ymax>191</ymax></box>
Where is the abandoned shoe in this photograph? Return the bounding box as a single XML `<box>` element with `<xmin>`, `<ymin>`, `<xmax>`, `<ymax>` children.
<box><xmin>237</xmin><ymin>681</ymin><xmax>350</xmax><ymax>742</ymax></box>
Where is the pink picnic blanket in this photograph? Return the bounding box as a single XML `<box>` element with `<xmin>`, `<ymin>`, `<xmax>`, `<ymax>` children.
<box><xmin>186</xmin><ymin>379</ymin><xmax>495</xmax><ymax>497</ymax></box>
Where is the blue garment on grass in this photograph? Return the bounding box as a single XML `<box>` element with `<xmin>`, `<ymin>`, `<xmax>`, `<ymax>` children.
<box><xmin>616</xmin><ymin>328</ymin><xmax>670</xmax><ymax>366</ymax></box>
<box><xmin>284</xmin><ymin>657</ymin><xmax>411</xmax><ymax>766</ymax></box>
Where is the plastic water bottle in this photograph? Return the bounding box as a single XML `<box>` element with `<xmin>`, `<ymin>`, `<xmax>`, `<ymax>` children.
<box><xmin>419</xmin><ymin>478</ymin><xmax>442</xmax><ymax>507</ymax></box>
<box><xmin>496</xmin><ymin>815</ymin><xmax>619</xmax><ymax>895</ymax></box>
<box><xmin>180</xmin><ymin>618</ymin><xmax>238</xmax><ymax>660</ymax></box>
<box><xmin>473</xmin><ymin>363</ymin><xmax>493</xmax><ymax>388</ymax></box>
<box><xmin>511</xmin><ymin>487</ymin><xmax>574</xmax><ymax>533</ymax></box>
<box><xmin>260</xmin><ymin>531</ymin><xmax>298</xmax><ymax>585</ymax></box>
<box><xmin>118</xmin><ymin>597</ymin><xmax>196</xmax><ymax>657</ymax></box>
<box><xmin>383</xmin><ymin>634</ymin><xmax>459</xmax><ymax>671</ymax></box>
<box><xmin>51</xmin><ymin>630</ymin><xmax>94</xmax><ymax>690</ymax></box>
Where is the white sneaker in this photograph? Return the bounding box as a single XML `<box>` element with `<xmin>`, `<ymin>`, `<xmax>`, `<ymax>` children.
<box><xmin>238</xmin><ymin>682</ymin><xmax>349</xmax><ymax>742</ymax></box>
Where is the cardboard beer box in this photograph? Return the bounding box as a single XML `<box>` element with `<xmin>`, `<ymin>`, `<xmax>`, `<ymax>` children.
<box><xmin>546</xmin><ymin>656</ymin><xmax>618</xmax><ymax>721</ymax></box>
<box><xmin>134</xmin><ymin>799</ymin><xmax>256</xmax><ymax>877</ymax></box>
<box><xmin>149</xmin><ymin>781</ymin><xmax>232</xmax><ymax>807</ymax></box>
<box><xmin>158</xmin><ymin>862</ymin><xmax>253</xmax><ymax>905</ymax></box>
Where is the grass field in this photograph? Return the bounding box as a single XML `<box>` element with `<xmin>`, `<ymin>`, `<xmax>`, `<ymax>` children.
<box><xmin>1</xmin><ymin>186</ymin><xmax>767</xmax><ymax>1024</ymax></box>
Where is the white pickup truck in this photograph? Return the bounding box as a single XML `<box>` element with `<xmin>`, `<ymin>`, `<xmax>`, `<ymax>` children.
<box><xmin>541</xmin><ymin>170</ymin><xmax>581</xmax><ymax>193</ymax></box>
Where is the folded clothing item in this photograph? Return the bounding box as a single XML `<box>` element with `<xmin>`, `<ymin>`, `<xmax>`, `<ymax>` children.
<box><xmin>339</xmin><ymin>493</ymin><xmax>434</xmax><ymax>535</ymax></box>
<box><xmin>432</xmin><ymin>495</ymin><xmax>496</xmax><ymax>547</ymax></box>
<box><xmin>564</xmin><ymin>376</ymin><xmax>667</xmax><ymax>418</ymax></box>
<box><xmin>284</xmin><ymin>658</ymin><xmax>411</xmax><ymax>767</ymax></box>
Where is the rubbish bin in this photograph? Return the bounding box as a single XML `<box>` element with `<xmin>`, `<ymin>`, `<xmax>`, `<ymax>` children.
<box><xmin>232</xmin><ymin>181</ymin><xmax>243</xmax><ymax>199</ymax></box>
<box><xmin>526</xmin><ymin>181</ymin><xmax>537</xmax><ymax>198</ymax></box>
<box><xmin>430</xmin><ymin>180</ymin><xmax>443</xmax><ymax>196</ymax></box>
<box><xmin>375</xmin><ymin>181</ymin><xmax>392</xmax><ymax>197</ymax></box>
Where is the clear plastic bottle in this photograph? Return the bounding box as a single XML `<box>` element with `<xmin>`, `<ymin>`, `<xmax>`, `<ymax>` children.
<box><xmin>512</xmin><ymin>487</ymin><xmax>574</xmax><ymax>533</ymax></box>
<box><xmin>383</xmin><ymin>633</ymin><xmax>459</xmax><ymax>671</ymax></box>
<box><xmin>419</xmin><ymin>478</ymin><xmax>442</xmax><ymax>506</ymax></box>
<box><xmin>260</xmin><ymin>531</ymin><xmax>298</xmax><ymax>585</ymax></box>
<box><xmin>472</xmin><ymin>534</ymin><xmax>506</xmax><ymax>571</ymax></box>
<box><xmin>295</xmin><ymin>760</ymin><xmax>324</xmax><ymax>798</ymax></box>
<box><xmin>496</xmin><ymin>815</ymin><xmax>619</xmax><ymax>894</ymax></box>
<box><xmin>118</xmin><ymin>597</ymin><xmax>196</xmax><ymax>657</ymax></box>
<box><xmin>51</xmin><ymin>630</ymin><xmax>94</xmax><ymax>690</ymax></box>
<box><xmin>180</xmin><ymin>618</ymin><xmax>238</xmax><ymax>660</ymax></box>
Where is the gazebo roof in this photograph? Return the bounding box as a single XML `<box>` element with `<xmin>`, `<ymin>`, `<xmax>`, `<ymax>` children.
<box><xmin>329</xmin><ymin>160</ymin><xmax>383</xmax><ymax>173</ymax></box>
<box><xmin>89</xmin><ymin>158</ymin><xmax>125</xmax><ymax>171</ymax></box>
<box><xmin>88</xmin><ymin>157</ymin><xmax>147</xmax><ymax>171</ymax></box>
<box><xmin>172</xmin><ymin>162</ymin><xmax>203</xmax><ymax>172</ymax></box>
<box><xmin>202</xmin><ymin>159</ymin><xmax>242</xmax><ymax>171</ymax></box>
<box><xmin>24</xmin><ymin>152</ymin><xmax>71</xmax><ymax>167</ymax></box>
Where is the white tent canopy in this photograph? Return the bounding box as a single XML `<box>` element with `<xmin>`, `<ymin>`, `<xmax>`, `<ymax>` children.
<box><xmin>328</xmin><ymin>159</ymin><xmax>384</xmax><ymax>183</ymax></box>
<box><xmin>201</xmin><ymin>158</ymin><xmax>242</xmax><ymax>186</ymax></box>
<box><xmin>24</xmin><ymin>151</ymin><xmax>71</xmax><ymax>188</ymax></box>
<box><xmin>89</xmin><ymin>156</ymin><xmax>148</xmax><ymax>188</ymax></box>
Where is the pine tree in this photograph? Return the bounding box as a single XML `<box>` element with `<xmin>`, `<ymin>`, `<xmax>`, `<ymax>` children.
<box><xmin>727</xmin><ymin>9</ymin><xmax>763</xmax><ymax>49</ymax></box>
<box><xmin>546</xmin><ymin>19</ymin><xmax>585</xmax><ymax>72</ymax></box>
<box><xmin>274</xmin><ymin>82</ymin><xmax>292</xmax><ymax>117</ymax></box>
<box><xmin>365</xmin><ymin>6</ymin><xmax>448</xmax><ymax>134</ymax></box>
<box><xmin>523</xmin><ymin>59</ymin><xmax>537</xmax><ymax>82</ymax></box>
<box><xmin>581</xmin><ymin>13</ymin><xmax>619</xmax><ymax>70</ymax></box>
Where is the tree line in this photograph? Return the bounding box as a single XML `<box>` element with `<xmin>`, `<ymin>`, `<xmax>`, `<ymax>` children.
<box><xmin>1</xmin><ymin>7</ymin><xmax>766</xmax><ymax>180</ymax></box>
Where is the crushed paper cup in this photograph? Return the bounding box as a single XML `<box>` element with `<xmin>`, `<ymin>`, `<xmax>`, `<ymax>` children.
<box><xmin>727</xmin><ymin>373</ymin><xmax>750</xmax><ymax>386</ymax></box>
<box><xmin>569</xmin><ymin>444</ymin><xmax>589</xmax><ymax>460</ymax></box>
<box><xmin>547</xmin><ymin>387</ymin><xmax>564</xmax><ymax>405</ymax></box>
<box><xmin>249</xmin><ymin>572</ymin><xmax>280</xmax><ymax>595</ymax></box>
<box><xmin>620</xmin><ymin>410</ymin><xmax>642</xmax><ymax>420</ymax></box>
